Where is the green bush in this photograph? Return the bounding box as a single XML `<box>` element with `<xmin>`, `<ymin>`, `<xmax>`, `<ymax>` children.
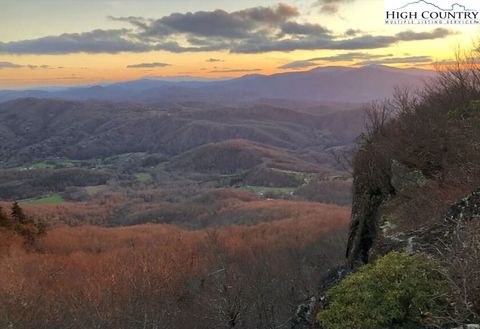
<box><xmin>317</xmin><ymin>252</ymin><xmax>449</xmax><ymax>329</ymax></box>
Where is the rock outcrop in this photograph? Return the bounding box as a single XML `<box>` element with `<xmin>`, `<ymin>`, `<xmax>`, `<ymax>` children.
<box><xmin>345</xmin><ymin>159</ymin><xmax>480</xmax><ymax>266</ymax></box>
<box><xmin>289</xmin><ymin>297</ymin><xmax>316</xmax><ymax>329</ymax></box>
<box><xmin>341</xmin><ymin>64</ymin><xmax>480</xmax><ymax>327</ymax></box>
<box><xmin>345</xmin><ymin>159</ymin><xmax>480</xmax><ymax>324</ymax></box>
<box><xmin>346</xmin><ymin>159</ymin><xmax>429</xmax><ymax>267</ymax></box>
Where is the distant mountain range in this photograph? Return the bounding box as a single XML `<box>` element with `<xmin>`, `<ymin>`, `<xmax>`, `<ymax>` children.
<box><xmin>0</xmin><ymin>65</ymin><xmax>435</xmax><ymax>104</ymax></box>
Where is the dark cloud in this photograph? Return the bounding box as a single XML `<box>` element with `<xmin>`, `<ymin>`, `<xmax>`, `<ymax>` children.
<box><xmin>345</xmin><ymin>28</ymin><xmax>361</xmax><ymax>37</ymax></box>
<box><xmin>0</xmin><ymin>61</ymin><xmax>22</xmax><ymax>68</ymax></box>
<box><xmin>395</xmin><ymin>28</ymin><xmax>453</xmax><ymax>41</ymax></box>
<box><xmin>233</xmin><ymin>28</ymin><xmax>455</xmax><ymax>53</ymax></box>
<box><xmin>0</xmin><ymin>3</ymin><xmax>455</xmax><ymax>55</ymax></box>
<box><xmin>0</xmin><ymin>29</ymin><xmax>150</xmax><ymax>54</ymax></box>
<box><xmin>209</xmin><ymin>68</ymin><xmax>261</xmax><ymax>73</ymax></box>
<box><xmin>279</xmin><ymin>52</ymin><xmax>389</xmax><ymax>69</ymax></box>
<box><xmin>145</xmin><ymin>10</ymin><xmax>249</xmax><ymax>39</ymax></box>
<box><xmin>127</xmin><ymin>62</ymin><xmax>171</xmax><ymax>68</ymax></box>
<box><xmin>310</xmin><ymin>52</ymin><xmax>390</xmax><ymax>61</ymax></box>
<box><xmin>279</xmin><ymin>53</ymin><xmax>433</xmax><ymax>70</ymax></box>
<box><xmin>0</xmin><ymin>61</ymin><xmax>51</xmax><ymax>69</ymax></box>
<box><xmin>278</xmin><ymin>60</ymin><xmax>318</xmax><ymax>69</ymax></box>
<box><xmin>135</xmin><ymin>4</ymin><xmax>327</xmax><ymax>52</ymax></box>
<box><xmin>280</xmin><ymin>22</ymin><xmax>330</xmax><ymax>36</ymax></box>
<box><xmin>0</xmin><ymin>4</ymin><xmax>311</xmax><ymax>54</ymax></box>
<box><xmin>329</xmin><ymin>35</ymin><xmax>397</xmax><ymax>50</ymax></box>
<box><xmin>206</xmin><ymin>58</ymin><xmax>224</xmax><ymax>62</ymax></box>
<box><xmin>314</xmin><ymin>0</ymin><xmax>355</xmax><ymax>14</ymax></box>
<box><xmin>358</xmin><ymin>56</ymin><xmax>433</xmax><ymax>65</ymax></box>
<box><xmin>141</xmin><ymin>3</ymin><xmax>298</xmax><ymax>39</ymax></box>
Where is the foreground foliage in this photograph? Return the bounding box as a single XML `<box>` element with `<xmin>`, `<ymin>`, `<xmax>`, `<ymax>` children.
<box><xmin>0</xmin><ymin>206</ymin><xmax>348</xmax><ymax>329</ymax></box>
<box><xmin>317</xmin><ymin>252</ymin><xmax>449</xmax><ymax>329</ymax></box>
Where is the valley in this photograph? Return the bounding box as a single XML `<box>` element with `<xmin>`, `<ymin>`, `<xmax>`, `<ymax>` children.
<box><xmin>0</xmin><ymin>76</ymin><xmax>366</xmax><ymax>228</ymax></box>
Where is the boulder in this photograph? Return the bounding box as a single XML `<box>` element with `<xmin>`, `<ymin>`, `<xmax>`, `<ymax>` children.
<box><xmin>390</xmin><ymin>159</ymin><xmax>427</xmax><ymax>192</ymax></box>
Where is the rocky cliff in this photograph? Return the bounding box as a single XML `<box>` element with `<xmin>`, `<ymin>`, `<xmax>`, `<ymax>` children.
<box><xmin>329</xmin><ymin>61</ymin><xmax>480</xmax><ymax>328</ymax></box>
<box><xmin>347</xmin><ymin>158</ymin><xmax>479</xmax><ymax>263</ymax></box>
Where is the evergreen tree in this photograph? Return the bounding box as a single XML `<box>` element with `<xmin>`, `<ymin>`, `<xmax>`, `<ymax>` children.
<box><xmin>0</xmin><ymin>206</ymin><xmax>12</xmax><ymax>228</ymax></box>
<box><xmin>1</xmin><ymin>202</ymin><xmax>46</xmax><ymax>251</ymax></box>
<box><xmin>11</xmin><ymin>201</ymin><xmax>29</xmax><ymax>225</ymax></box>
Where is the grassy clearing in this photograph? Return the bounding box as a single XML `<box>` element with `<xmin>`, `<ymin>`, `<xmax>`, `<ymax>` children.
<box><xmin>243</xmin><ymin>186</ymin><xmax>296</xmax><ymax>196</ymax></box>
<box><xmin>20</xmin><ymin>194</ymin><xmax>65</xmax><ymax>205</ymax></box>
<box><xmin>24</xmin><ymin>162</ymin><xmax>56</xmax><ymax>169</ymax></box>
<box><xmin>15</xmin><ymin>159</ymin><xmax>88</xmax><ymax>170</ymax></box>
<box><xmin>135</xmin><ymin>172</ymin><xmax>152</xmax><ymax>182</ymax></box>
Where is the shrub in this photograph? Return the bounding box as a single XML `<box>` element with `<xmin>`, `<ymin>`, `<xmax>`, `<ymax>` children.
<box><xmin>317</xmin><ymin>252</ymin><xmax>449</xmax><ymax>329</ymax></box>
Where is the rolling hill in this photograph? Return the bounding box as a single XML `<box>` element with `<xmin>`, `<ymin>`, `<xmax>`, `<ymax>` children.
<box><xmin>0</xmin><ymin>98</ymin><xmax>365</xmax><ymax>167</ymax></box>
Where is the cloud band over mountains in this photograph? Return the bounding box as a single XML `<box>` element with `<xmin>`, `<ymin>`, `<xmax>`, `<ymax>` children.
<box><xmin>0</xmin><ymin>61</ymin><xmax>51</xmax><ymax>69</ymax></box>
<box><xmin>279</xmin><ymin>52</ymin><xmax>434</xmax><ymax>69</ymax></box>
<box><xmin>127</xmin><ymin>62</ymin><xmax>171</xmax><ymax>68</ymax></box>
<box><xmin>0</xmin><ymin>4</ymin><xmax>455</xmax><ymax>55</ymax></box>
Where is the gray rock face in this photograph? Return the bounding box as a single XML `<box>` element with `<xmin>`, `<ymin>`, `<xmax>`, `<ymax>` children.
<box><xmin>346</xmin><ymin>159</ymin><xmax>428</xmax><ymax>267</ymax></box>
<box><xmin>445</xmin><ymin>190</ymin><xmax>480</xmax><ymax>223</ymax></box>
<box><xmin>390</xmin><ymin>159</ymin><xmax>427</xmax><ymax>192</ymax></box>
<box><xmin>346</xmin><ymin>177</ymin><xmax>384</xmax><ymax>267</ymax></box>
<box><xmin>452</xmin><ymin>324</ymin><xmax>480</xmax><ymax>329</ymax></box>
<box><xmin>413</xmin><ymin>188</ymin><xmax>480</xmax><ymax>255</ymax></box>
<box><xmin>466</xmin><ymin>324</ymin><xmax>480</xmax><ymax>329</ymax></box>
<box><xmin>289</xmin><ymin>297</ymin><xmax>316</xmax><ymax>329</ymax></box>
<box><xmin>347</xmin><ymin>158</ymin><xmax>480</xmax><ymax>267</ymax></box>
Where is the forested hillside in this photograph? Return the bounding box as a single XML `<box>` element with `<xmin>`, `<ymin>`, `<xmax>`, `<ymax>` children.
<box><xmin>0</xmin><ymin>201</ymin><xmax>349</xmax><ymax>329</ymax></box>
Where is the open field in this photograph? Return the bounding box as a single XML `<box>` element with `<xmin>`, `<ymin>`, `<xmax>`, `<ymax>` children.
<box><xmin>20</xmin><ymin>193</ymin><xmax>65</xmax><ymax>205</ymax></box>
<box><xmin>134</xmin><ymin>172</ymin><xmax>153</xmax><ymax>182</ymax></box>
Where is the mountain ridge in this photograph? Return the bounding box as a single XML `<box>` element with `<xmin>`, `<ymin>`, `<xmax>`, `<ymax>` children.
<box><xmin>0</xmin><ymin>65</ymin><xmax>435</xmax><ymax>104</ymax></box>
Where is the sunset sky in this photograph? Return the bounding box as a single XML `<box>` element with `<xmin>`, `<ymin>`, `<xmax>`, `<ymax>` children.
<box><xmin>0</xmin><ymin>0</ymin><xmax>478</xmax><ymax>88</ymax></box>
